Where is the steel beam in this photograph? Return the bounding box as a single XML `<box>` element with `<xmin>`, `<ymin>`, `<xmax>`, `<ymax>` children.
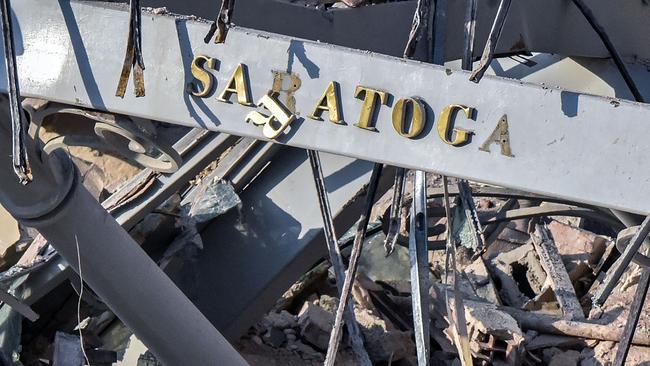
<box><xmin>4</xmin><ymin>0</ymin><xmax>650</xmax><ymax>215</ymax></box>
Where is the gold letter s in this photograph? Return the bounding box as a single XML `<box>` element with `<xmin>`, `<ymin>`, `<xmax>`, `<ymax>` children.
<box><xmin>187</xmin><ymin>55</ymin><xmax>215</xmax><ymax>97</ymax></box>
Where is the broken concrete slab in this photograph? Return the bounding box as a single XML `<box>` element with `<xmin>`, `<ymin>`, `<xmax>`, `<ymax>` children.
<box><xmin>463</xmin><ymin>257</ymin><xmax>501</xmax><ymax>304</ymax></box>
<box><xmin>434</xmin><ymin>288</ymin><xmax>525</xmax><ymax>365</ymax></box>
<box><xmin>297</xmin><ymin>302</ymin><xmax>334</xmax><ymax>351</ymax></box>
<box><xmin>263</xmin><ymin>327</ymin><xmax>287</xmax><ymax>348</ymax></box>
<box><xmin>355</xmin><ymin>307</ymin><xmax>416</xmax><ymax>363</ymax></box>
<box><xmin>546</xmin><ymin>220</ymin><xmax>610</xmax><ymax>275</ymax></box>
<box><xmin>263</xmin><ymin>310</ymin><xmax>298</xmax><ymax>330</ymax></box>
<box><xmin>463</xmin><ymin>301</ymin><xmax>525</xmax><ymax>350</ymax></box>
<box><xmin>489</xmin><ymin>243</ymin><xmax>547</xmax><ymax>307</ymax></box>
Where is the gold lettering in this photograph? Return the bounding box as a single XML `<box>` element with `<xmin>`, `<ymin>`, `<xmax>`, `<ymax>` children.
<box><xmin>392</xmin><ymin>97</ymin><xmax>426</xmax><ymax>138</ymax></box>
<box><xmin>271</xmin><ymin>70</ymin><xmax>301</xmax><ymax>113</ymax></box>
<box><xmin>479</xmin><ymin>114</ymin><xmax>514</xmax><ymax>157</ymax></box>
<box><xmin>217</xmin><ymin>63</ymin><xmax>253</xmax><ymax>106</ymax></box>
<box><xmin>187</xmin><ymin>55</ymin><xmax>216</xmax><ymax>97</ymax></box>
<box><xmin>437</xmin><ymin>104</ymin><xmax>473</xmax><ymax>145</ymax></box>
<box><xmin>308</xmin><ymin>81</ymin><xmax>343</xmax><ymax>124</ymax></box>
<box><xmin>245</xmin><ymin>93</ymin><xmax>296</xmax><ymax>139</ymax></box>
<box><xmin>354</xmin><ymin>86</ymin><xmax>388</xmax><ymax>131</ymax></box>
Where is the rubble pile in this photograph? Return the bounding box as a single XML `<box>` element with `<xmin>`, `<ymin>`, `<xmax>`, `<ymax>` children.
<box><xmin>238</xmin><ymin>175</ymin><xmax>650</xmax><ymax>365</ymax></box>
<box><xmin>0</xmin><ymin>119</ymin><xmax>649</xmax><ymax>365</ymax></box>
<box><xmin>0</xmin><ymin>130</ymin><xmax>649</xmax><ymax>365</ymax></box>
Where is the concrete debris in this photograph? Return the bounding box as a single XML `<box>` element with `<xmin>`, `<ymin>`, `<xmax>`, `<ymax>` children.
<box><xmin>186</xmin><ymin>179</ymin><xmax>241</xmax><ymax>224</ymax></box>
<box><xmin>263</xmin><ymin>327</ymin><xmax>287</xmax><ymax>348</ymax></box>
<box><xmin>546</xmin><ymin>220</ymin><xmax>610</xmax><ymax>274</ymax></box>
<box><xmin>463</xmin><ymin>301</ymin><xmax>524</xmax><ymax>348</ymax></box>
<box><xmin>354</xmin><ymin>307</ymin><xmax>416</xmax><ymax>363</ymax></box>
<box><xmin>463</xmin><ymin>257</ymin><xmax>501</xmax><ymax>304</ymax></box>
<box><xmin>297</xmin><ymin>302</ymin><xmax>334</xmax><ymax>350</ymax></box>
<box><xmin>531</xmin><ymin>224</ymin><xmax>584</xmax><ymax>320</ymax></box>
<box><xmin>0</xmin><ymin>204</ymin><xmax>20</xmax><ymax>267</ymax></box>
<box><xmin>263</xmin><ymin>310</ymin><xmax>298</xmax><ymax>330</ymax></box>
<box><xmin>489</xmin><ymin>243</ymin><xmax>547</xmax><ymax>308</ymax></box>
<box><xmin>232</xmin><ymin>176</ymin><xmax>650</xmax><ymax>365</ymax></box>
<box><xmin>543</xmin><ymin>348</ymin><xmax>581</xmax><ymax>366</ymax></box>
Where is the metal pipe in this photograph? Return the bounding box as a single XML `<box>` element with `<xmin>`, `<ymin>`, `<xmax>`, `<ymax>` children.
<box><xmin>27</xmin><ymin>182</ymin><xmax>247</xmax><ymax>365</ymax></box>
<box><xmin>0</xmin><ymin>111</ymin><xmax>247</xmax><ymax>365</ymax></box>
<box><xmin>410</xmin><ymin>170</ymin><xmax>430</xmax><ymax>365</ymax></box>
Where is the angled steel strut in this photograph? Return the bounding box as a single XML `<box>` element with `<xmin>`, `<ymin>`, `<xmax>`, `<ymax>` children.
<box><xmin>205</xmin><ymin>0</ymin><xmax>236</xmax><ymax>44</ymax></box>
<box><xmin>469</xmin><ymin>0</ymin><xmax>511</xmax><ymax>83</ymax></box>
<box><xmin>325</xmin><ymin>163</ymin><xmax>383</xmax><ymax>366</ymax></box>
<box><xmin>306</xmin><ymin>149</ymin><xmax>371</xmax><ymax>366</ymax></box>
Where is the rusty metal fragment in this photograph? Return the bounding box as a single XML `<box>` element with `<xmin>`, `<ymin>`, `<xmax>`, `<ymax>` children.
<box><xmin>325</xmin><ymin>163</ymin><xmax>382</xmax><ymax>366</ymax></box>
<box><xmin>116</xmin><ymin>0</ymin><xmax>145</xmax><ymax>97</ymax></box>
<box><xmin>469</xmin><ymin>0</ymin><xmax>512</xmax><ymax>83</ymax></box>
<box><xmin>204</xmin><ymin>0</ymin><xmax>236</xmax><ymax>44</ymax></box>
<box><xmin>306</xmin><ymin>149</ymin><xmax>372</xmax><ymax>366</ymax></box>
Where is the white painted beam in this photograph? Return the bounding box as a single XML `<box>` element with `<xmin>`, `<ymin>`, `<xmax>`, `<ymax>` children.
<box><xmin>4</xmin><ymin>0</ymin><xmax>650</xmax><ymax>214</ymax></box>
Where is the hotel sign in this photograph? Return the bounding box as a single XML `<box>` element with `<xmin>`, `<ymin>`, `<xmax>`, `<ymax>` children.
<box><xmin>6</xmin><ymin>0</ymin><xmax>650</xmax><ymax>214</ymax></box>
<box><xmin>187</xmin><ymin>56</ymin><xmax>513</xmax><ymax>155</ymax></box>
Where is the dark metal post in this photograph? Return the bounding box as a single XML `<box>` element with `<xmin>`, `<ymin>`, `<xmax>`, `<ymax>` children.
<box><xmin>0</xmin><ymin>105</ymin><xmax>247</xmax><ymax>366</ymax></box>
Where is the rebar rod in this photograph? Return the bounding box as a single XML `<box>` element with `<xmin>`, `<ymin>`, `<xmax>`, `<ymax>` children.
<box><xmin>325</xmin><ymin>163</ymin><xmax>383</xmax><ymax>366</ymax></box>
<box><xmin>306</xmin><ymin>150</ymin><xmax>371</xmax><ymax>366</ymax></box>
<box><xmin>570</xmin><ymin>0</ymin><xmax>645</xmax><ymax>103</ymax></box>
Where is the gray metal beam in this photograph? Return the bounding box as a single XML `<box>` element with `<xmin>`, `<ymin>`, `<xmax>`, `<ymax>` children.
<box><xmin>4</xmin><ymin>0</ymin><xmax>650</xmax><ymax>214</ymax></box>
